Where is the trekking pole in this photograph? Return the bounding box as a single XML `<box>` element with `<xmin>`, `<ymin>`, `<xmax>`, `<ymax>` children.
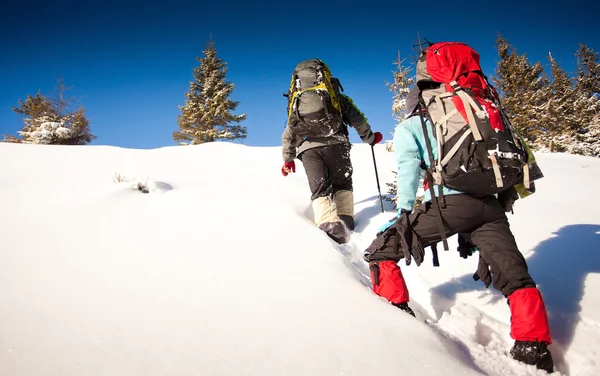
<box><xmin>371</xmin><ymin>145</ymin><xmax>385</xmax><ymax>213</ymax></box>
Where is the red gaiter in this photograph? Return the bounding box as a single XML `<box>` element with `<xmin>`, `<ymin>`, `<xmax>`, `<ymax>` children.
<box><xmin>509</xmin><ymin>287</ymin><xmax>552</xmax><ymax>343</ymax></box>
<box><xmin>370</xmin><ymin>260</ymin><xmax>409</xmax><ymax>304</ymax></box>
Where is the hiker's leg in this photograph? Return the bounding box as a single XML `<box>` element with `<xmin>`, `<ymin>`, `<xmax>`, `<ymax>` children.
<box><xmin>299</xmin><ymin>147</ymin><xmax>332</xmax><ymax>201</ymax></box>
<box><xmin>319</xmin><ymin>143</ymin><xmax>353</xmax><ymax>192</ymax></box>
<box><xmin>321</xmin><ymin>143</ymin><xmax>354</xmax><ymax>229</ymax></box>
<box><xmin>334</xmin><ymin>190</ymin><xmax>354</xmax><ymax>230</ymax></box>
<box><xmin>469</xmin><ymin>196</ymin><xmax>552</xmax><ymax>371</ymax></box>
<box><xmin>469</xmin><ymin>196</ymin><xmax>537</xmax><ymax>296</ymax></box>
<box><xmin>363</xmin><ymin>219</ymin><xmax>408</xmax><ymax>306</ymax></box>
<box><xmin>300</xmin><ymin>147</ymin><xmax>348</xmax><ymax>243</ymax></box>
<box><xmin>470</xmin><ymin>212</ymin><xmax>549</xmax><ymax>336</ymax></box>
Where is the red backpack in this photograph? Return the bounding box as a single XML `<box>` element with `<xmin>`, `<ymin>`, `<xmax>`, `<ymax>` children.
<box><xmin>415</xmin><ymin>42</ymin><xmax>540</xmax><ymax>196</ymax></box>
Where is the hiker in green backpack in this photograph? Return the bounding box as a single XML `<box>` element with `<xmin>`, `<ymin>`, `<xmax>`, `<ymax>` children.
<box><xmin>281</xmin><ymin>58</ymin><xmax>382</xmax><ymax>244</ymax></box>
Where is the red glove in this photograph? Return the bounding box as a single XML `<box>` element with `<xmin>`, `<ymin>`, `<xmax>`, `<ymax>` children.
<box><xmin>281</xmin><ymin>161</ymin><xmax>296</xmax><ymax>176</ymax></box>
<box><xmin>370</xmin><ymin>131</ymin><xmax>383</xmax><ymax>146</ymax></box>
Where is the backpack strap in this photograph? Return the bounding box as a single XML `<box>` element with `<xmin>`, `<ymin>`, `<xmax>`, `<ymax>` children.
<box><xmin>440</xmin><ymin>128</ymin><xmax>472</xmax><ymax>167</ymax></box>
<box><xmin>450</xmin><ymin>81</ymin><xmax>484</xmax><ymax>141</ymax></box>
<box><xmin>331</xmin><ymin>77</ymin><xmax>344</xmax><ymax>93</ymax></box>
<box><xmin>417</xmin><ymin>104</ymin><xmax>449</xmax><ymax>252</ymax></box>
<box><xmin>488</xmin><ymin>153</ymin><xmax>504</xmax><ymax>189</ymax></box>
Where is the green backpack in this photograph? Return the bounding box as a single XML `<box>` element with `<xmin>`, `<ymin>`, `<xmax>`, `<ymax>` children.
<box><xmin>286</xmin><ymin>59</ymin><xmax>344</xmax><ymax>138</ymax></box>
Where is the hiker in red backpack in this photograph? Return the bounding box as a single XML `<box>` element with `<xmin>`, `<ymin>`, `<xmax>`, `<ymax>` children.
<box><xmin>363</xmin><ymin>42</ymin><xmax>553</xmax><ymax>373</ymax></box>
<box><xmin>281</xmin><ymin>59</ymin><xmax>382</xmax><ymax>244</ymax></box>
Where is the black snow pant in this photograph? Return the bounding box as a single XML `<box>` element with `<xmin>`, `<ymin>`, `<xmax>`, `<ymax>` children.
<box><xmin>365</xmin><ymin>194</ymin><xmax>536</xmax><ymax>297</ymax></box>
<box><xmin>298</xmin><ymin>143</ymin><xmax>353</xmax><ymax>200</ymax></box>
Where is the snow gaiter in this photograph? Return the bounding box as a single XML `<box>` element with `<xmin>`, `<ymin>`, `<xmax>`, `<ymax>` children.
<box><xmin>370</xmin><ymin>260</ymin><xmax>409</xmax><ymax>304</ymax></box>
<box><xmin>334</xmin><ymin>190</ymin><xmax>354</xmax><ymax>230</ymax></box>
<box><xmin>508</xmin><ymin>287</ymin><xmax>552</xmax><ymax>343</ymax></box>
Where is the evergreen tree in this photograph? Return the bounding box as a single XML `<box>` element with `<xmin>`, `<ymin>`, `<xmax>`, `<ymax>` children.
<box><xmin>48</xmin><ymin>78</ymin><xmax>95</xmax><ymax>145</ymax></box>
<box><xmin>492</xmin><ymin>35</ymin><xmax>549</xmax><ymax>146</ymax></box>
<box><xmin>545</xmin><ymin>52</ymin><xmax>600</xmax><ymax>156</ymax></box>
<box><xmin>574</xmin><ymin>44</ymin><xmax>600</xmax><ymax>157</ymax></box>
<box><xmin>62</xmin><ymin>107</ymin><xmax>95</xmax><ymax>145</ymax></box>
<box><xmin>174</xmin><ymin>40</ymin><xmax>247</xmax><ymax>145</ymax></box>
<box><xmin>5</xmin><ymin>78</ymin><xmax>95</xmax><ymax>145</ymax></box>
<box><xmin>545</xmin><ymin>53</ymin><xmax>579</xmax><ymax>144</ymax></box>
<box><xmin>384</xmin><ymin>52</ymin><xmax>418</xmax><ymax>204</ymax></box>
<box><xmin>545</xmin><ymin>53</ymin><xmax>597</xmax><ymax>150</ymax></box>
<box><xmin>577</xmin><ymin>115</ymin><xmax>600</xmax><ymax>157</ymax></box>
<box><xmin>575</xmin><ymin>44</ymin><xmax>600</xmax><ymax>99</ymax></box>
<box><xmin>386</xmin><ymin>51</ymin><xmax>415</xmax><ymax>122</ymax></box>
<box><xmin>13</xmin><ymin>91</ymin><xmax>54</xmax><ymax>119</ymax></box>
<box><xmin>383</xmin><ymin>170</ymin><xmax>398</xmax><ymax>209</ymax></box>
<box><xmin>10</xmin><ymin>91</ymin><xmax>56</xmax><ymax>141</ymax></box>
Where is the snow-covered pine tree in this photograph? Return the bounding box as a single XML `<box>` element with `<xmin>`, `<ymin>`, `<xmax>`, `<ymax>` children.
<box><xmin>6</xmin><ymin>78</ymin><xmax>95</xmax><ymax>145</ymax></box>
<box><xmin>383</xmin><ymin>170</ymin><xmax>398</xmax><ymax>209</ymax></box>
<box><xmin>62</xmin><ymin>107</ymin><xmax>95</xmax><ymax>145</ymax></box>
<box><xmin>576</xmin><ymin>44</ymin><xmax>600</xmax><ymax>100</ymax></box>
<box><xmin>383</xmin><ymin>51</ymin><xmax>416</xmax><ymax>204</ymax></box>
<box><xmin>386</xmin><ymin>51</ymin><xmax>415</xmax><ymax>122</ymax></box>
<box><xmin>564</xmin><ymin>116</ymin><xmax>600</xmax><ymax>157</ymax></box>
<box><xmin>544</xmin><ymin>53</ymin><xmax>599</xmax><ymax>154</ymax></box>
<box><xmin>576</xmin><ymin>115</ymin><xmax>600</xmax><ymax>157</ymax></box>
<box><xmin>10</xmin><ymin>91</ymin><xmax>55</xmax><ymax>142</ymax></box>
<box><xmin>174</xmin><ymin>40</ymin><xmax>247</xmax><ymax>145</ymax></box>
<box><xmin>493</xmin><ymin>35</ymin><xmax>549</xmax><ymax>148</ymax></box>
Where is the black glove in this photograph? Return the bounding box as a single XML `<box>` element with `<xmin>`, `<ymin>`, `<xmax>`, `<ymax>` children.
<box><xmin>396</xmin><ymin>209</ymin><xmax>425</xmax><ymax>266</ymax></box>
<box><xmin>473</xmin><ymin>254</ymin><xmax>492</xmax><ymax>288</ymax></box>
<box><xmin>363</xmin><ymin>210</ymin><xmax>424</xmax><ymax>266</ymax></box>
<box><xmin>457</xmin><ymin>233</ymin><xmax>477</xmax><ymax>259</ymax></box>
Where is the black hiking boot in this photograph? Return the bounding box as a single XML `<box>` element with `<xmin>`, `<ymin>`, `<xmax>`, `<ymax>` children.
<box><xmin>510</xmin><ymin>340</ymin><xmax>554</xmax><ymax>373</ymax></box>
<box><xmin>319</xmin><ymin>221</ymin><xmax>350</xmax><ymax>244</ymax></box>
<box><xmin>392</xmin><ymin>302</ymin><xmax>416</xmax><ymax>317</ymax></box>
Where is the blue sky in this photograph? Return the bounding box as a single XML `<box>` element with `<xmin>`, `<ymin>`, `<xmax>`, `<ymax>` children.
<box><xmin>1</xmin><ymin>0</ymin><xmax>599</xmax><ymax>149</ymax></box>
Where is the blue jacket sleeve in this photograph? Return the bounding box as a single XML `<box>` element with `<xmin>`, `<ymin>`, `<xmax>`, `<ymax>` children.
<box><xmin>393</xmin><ymin>123</ymin><xmax>422</xmax><ymax>212</ymax></box>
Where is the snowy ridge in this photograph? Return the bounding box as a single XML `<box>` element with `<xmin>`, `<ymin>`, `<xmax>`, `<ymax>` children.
<box><xmin>0</xmin><ymin>142</ymin><xmax>598</xmax><ymax>376</ymax></box>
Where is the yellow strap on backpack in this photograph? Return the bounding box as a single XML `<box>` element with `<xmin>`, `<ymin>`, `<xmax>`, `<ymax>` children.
<box><xmin>286</xmin><ymin>62</ymin><xmax>341</xmax><ymax>121</ymax></box>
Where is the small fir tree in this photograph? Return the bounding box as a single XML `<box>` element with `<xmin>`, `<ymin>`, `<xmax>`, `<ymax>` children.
<box><xmin>383</xmin><ymin>170</ymin><xmax>398</xmax><ymax>209</ymax></box>
<box><xmin>384</xmin><ymin>51</ymin><xmax>421</xmax><ymax>205</ymax></box>
<box><xmin>493</xmin><ymin>35</ymin><xmax>549</xmax><ymax>146</ymax></box>
<box><xmin>10</xmin><ymin>91</ymin><xmax>56</xmax><ymax>142</ymax></box>
<box><xmin>575</xmin><ymin>44</ymin><xmax>600</xmax><ymax>99</ymax></box>
<box><xmin>544</xmin><ymin>53</ymin><xmax>598</xmax><ymax>152</ymax></box>
<box><xmin>174</xmin><ymin>40</ymin><xmax>247</xmax><ymax>145</ymax></box>
<box><xmin>5</xmin><ymin>78</ymin><xmax>95</xmax><ymax>145</ymax></box>
<box><xmin>386</xmin><ymin>51</ymin><xmax>415</xmax><ymax>122</ymax></box>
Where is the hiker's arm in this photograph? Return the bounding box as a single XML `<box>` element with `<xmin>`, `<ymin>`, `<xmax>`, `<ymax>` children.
<box><xmin>339</xmin><ymin>94</ymin><xmax>376</xmax><ymax>145</ymax></box>
<box><xmin>281</xmin><ymin>126</ymin><xmax>297</xmax><ymax>162</ymax></box>
<box><xmin>394</xmin><ymin>125</ymin><xmax>421</xmax><ymax>212</ymax></box>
